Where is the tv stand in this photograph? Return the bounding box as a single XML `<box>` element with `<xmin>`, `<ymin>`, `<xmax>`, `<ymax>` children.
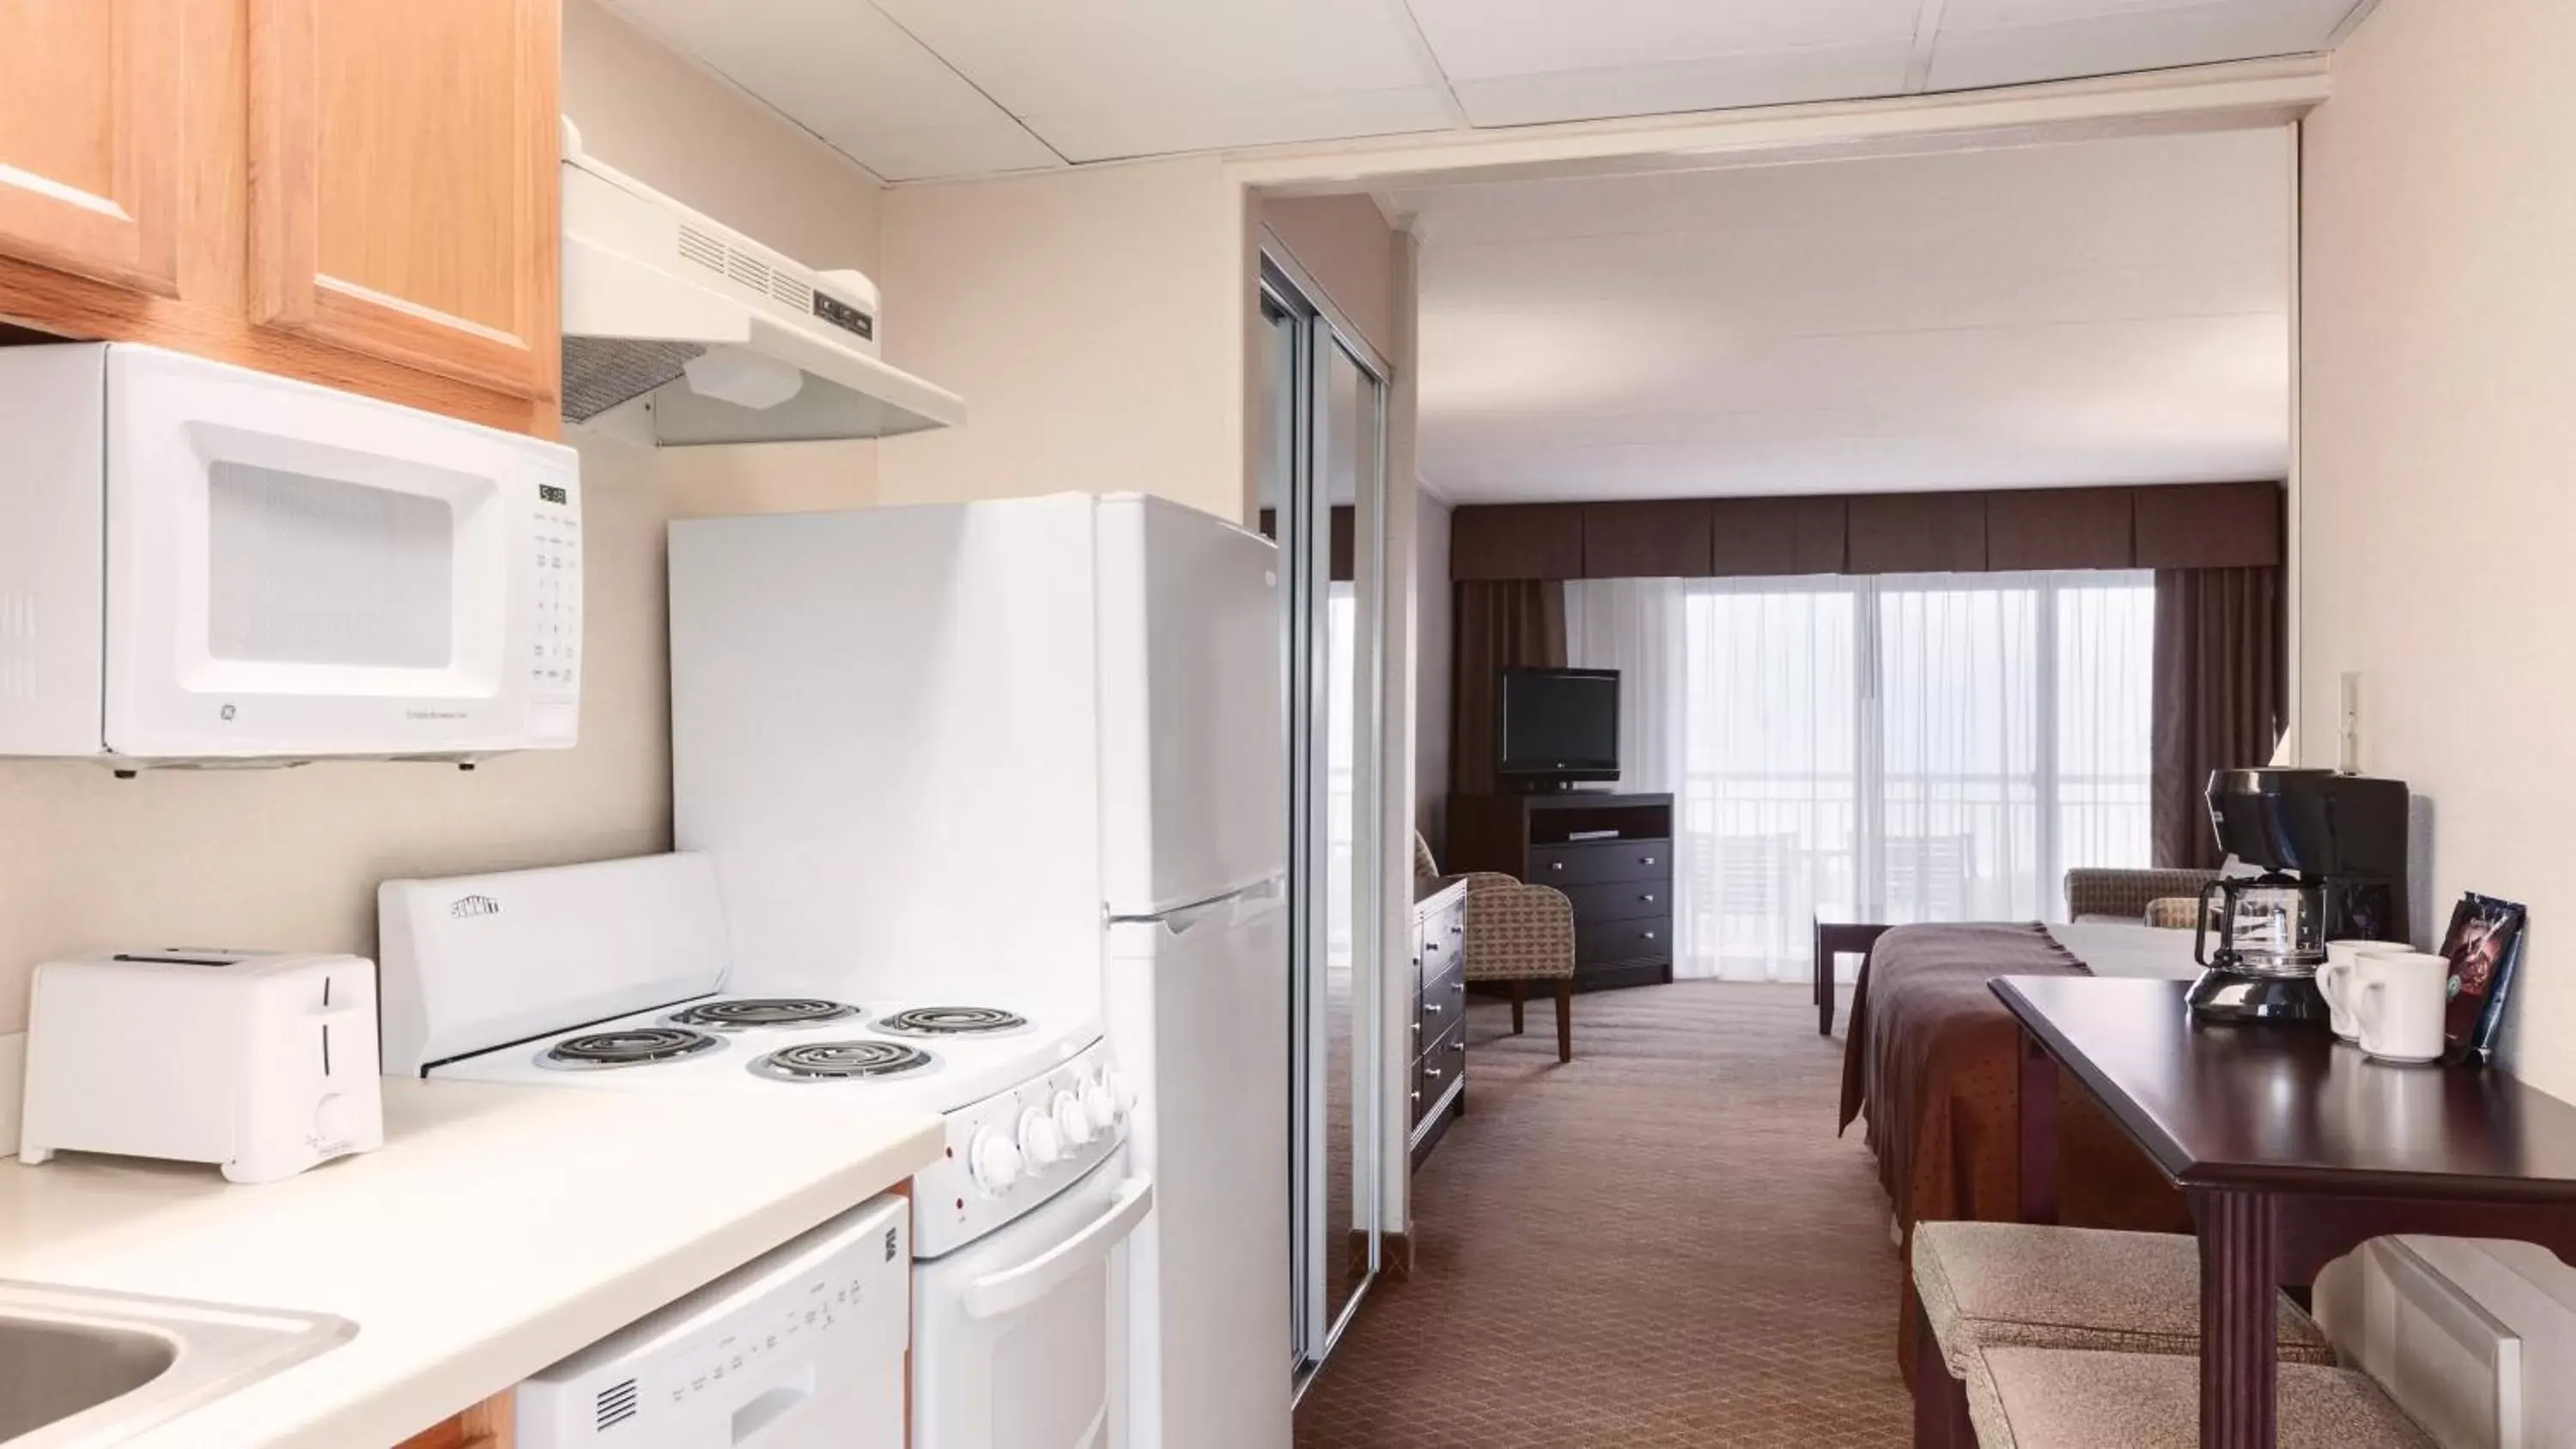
<box><xmin>1447</xmin><ymin>791</ymin><xmax>1675</xmax><ymax>992</ymax></box>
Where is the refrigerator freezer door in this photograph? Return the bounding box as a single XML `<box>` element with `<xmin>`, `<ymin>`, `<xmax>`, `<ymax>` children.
<box><xmin>670</xmin><ymin>497</ymin><xmax>1106</xmax><ymax>1002</ymax></box>
<box><xmin>1105</xmin><ymin>883</ymin><xmax>1291</xmax><ymax>1449</ymax></box>
<box><xmin>1097</xmin><ymin>494</ymin><xmax>1287</xmax><ymax>917</ymax></box>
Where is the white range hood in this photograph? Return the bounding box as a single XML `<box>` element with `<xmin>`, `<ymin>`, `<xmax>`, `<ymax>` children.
<box><xmin>558</xmin><ymin>120</ymin><xmax>963</xmax><ymax>446</ymax></box>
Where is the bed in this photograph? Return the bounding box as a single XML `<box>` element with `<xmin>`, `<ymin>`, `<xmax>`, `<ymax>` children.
<box><xmin>1838</xmin><ymin>917</ymin><xmax>2208</xmax><ymax>1374</ymax></box>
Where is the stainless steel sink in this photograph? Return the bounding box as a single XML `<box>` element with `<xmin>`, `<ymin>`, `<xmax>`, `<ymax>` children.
<box><xmin>0</xmin><ymin>1282</ymin><xmax>355</xmax><ymax>1446</ymax></box>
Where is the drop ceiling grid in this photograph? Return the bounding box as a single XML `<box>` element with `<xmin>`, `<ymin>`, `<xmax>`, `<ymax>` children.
<box><xmin>608</xmin><ymin>0</ymin><xmax>2364</xmax><ymax>180</ymax></box>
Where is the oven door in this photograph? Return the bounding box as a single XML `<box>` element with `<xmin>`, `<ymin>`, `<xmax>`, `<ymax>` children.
<box><xmin>101</xmin><ymin>343</ymin><xmax>580</xmax><ymax>760</ymax></box>
<box><xmin>914</xmin><ymin>1149</ymin><xmax>1151</xmax><ymax>1449</ymax></box>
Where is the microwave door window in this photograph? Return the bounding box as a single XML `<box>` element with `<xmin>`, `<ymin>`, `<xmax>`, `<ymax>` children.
<box><xmin>207</xmin><ymin>461</ymin><xmax>455</xmax><ymax>670</ymax></box>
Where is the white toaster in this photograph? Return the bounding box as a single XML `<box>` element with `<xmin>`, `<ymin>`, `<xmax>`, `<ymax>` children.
<box><xmin>19</xmin><ymin>950</ymin><xmax>386</xmax><ymax>1184</ymax></box>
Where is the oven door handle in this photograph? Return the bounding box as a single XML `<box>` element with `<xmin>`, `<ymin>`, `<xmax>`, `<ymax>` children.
<box><xmin>963</xmin><ymin>1177</ymin><xmax>1154</xmax><ymax>1322</ymax></box>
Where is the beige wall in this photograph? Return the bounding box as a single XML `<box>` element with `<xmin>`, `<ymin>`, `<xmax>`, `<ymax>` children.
<box><xmin>1261</xmin><ymin>195</ymin><xmax>1399</xmax><ymax>366</ymax></box>
<box><xmin>876</xmin><ymin>159</ymin><xmax>1250</xmax><ymax>521</ymax></box>
<box><xmin>2300</xmin><ymin>0</ymin><xmax>2576</xmax><ymax>1098</ymax></box>
<box><xmin>0</xmin><ymin>2</ymin><xmax>889</xmax><ymax>1046</ymax></box>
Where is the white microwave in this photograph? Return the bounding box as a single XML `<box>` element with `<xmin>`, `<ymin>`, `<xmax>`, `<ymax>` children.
<box><xmin>0</xmin><ymin>343</ymin><xmax>582</xmax><ymax>768</ymax></box>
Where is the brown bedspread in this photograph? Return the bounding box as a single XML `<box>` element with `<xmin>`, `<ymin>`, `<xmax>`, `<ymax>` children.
<box><xmin>1838</xmin><ymin>922</ymin><xmax>2189</xmax><ymax>1378</ymax></box>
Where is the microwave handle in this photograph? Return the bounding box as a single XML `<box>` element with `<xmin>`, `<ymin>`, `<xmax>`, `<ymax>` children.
<box><xmin>962</xmin><ymin>1177</ymin><xmax>1153</xmax><ymax>1322</ymax></box>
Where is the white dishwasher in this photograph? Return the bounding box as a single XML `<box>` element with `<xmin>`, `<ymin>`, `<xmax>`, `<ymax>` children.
<box><xmin>517</xmin><ymin>1195</ymin><xmax>909</xmax><ymax>1448</ymax></box>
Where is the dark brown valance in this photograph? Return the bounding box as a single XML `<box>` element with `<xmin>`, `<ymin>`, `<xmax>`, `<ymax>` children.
<box><xmin>1711</xmin><ymin>495</ymin><xmax>1847</xmax><ymax>575</ymax></box>
<box><xmin>1452</xmin><ymin>481</ymin><xmax>2282</xmax><ymax>582</ymax></box>
<box><xmin>1583</xmin><ymin>500</ymin><xmax>1713</xmax><ymax>577</ymax></box>
<box><xmin>1848</xmin><ymin>491</ymin><xmax>1988</xmax><ymax>573</ymax></box>
<box><xmin>1452</xmin><ymin>503</ymin><xmax>1584</xmax><ymax>581</ymax></box>
<box><xmin>1987</xmin><ymin>487</ymin><xmax>2136</xmax><ymax>570</ymax></box>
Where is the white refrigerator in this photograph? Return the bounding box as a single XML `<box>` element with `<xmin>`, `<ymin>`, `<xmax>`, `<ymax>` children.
<box><xmin>669</xmin><ymin>492</ymin><xmax>1292</xmax><ymax>1449</ymax></box>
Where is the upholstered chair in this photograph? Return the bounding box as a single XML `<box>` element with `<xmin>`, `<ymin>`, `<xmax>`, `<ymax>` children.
<box><xmin>1416</xmin><ymin>833</ymin><xmax>1577</xmax><ymax>1063</ymax></box>
<box><xmin>2063</xmin><ymin>868</ymin><xmax>2222</xmax><ymax>925</ymax></box>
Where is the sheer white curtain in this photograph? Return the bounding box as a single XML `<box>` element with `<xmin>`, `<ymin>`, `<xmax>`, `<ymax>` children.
<box><xmin>1569</xmin><ymin>570</ymin><xmax>2153</xmax><ymax>983</ymax></box>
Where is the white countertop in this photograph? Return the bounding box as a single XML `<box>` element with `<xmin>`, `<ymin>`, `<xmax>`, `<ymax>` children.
<box><xmin>0</xmin><ymin>1077</ymin><xmax>944</xmax><ymax>1448</ymax></box>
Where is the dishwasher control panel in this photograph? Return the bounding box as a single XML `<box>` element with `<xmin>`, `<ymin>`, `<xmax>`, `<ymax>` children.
<box><xmin>516</xmin><ymin>1193</ymin><xmax>908</xmax><ymax>1448</ymax></box>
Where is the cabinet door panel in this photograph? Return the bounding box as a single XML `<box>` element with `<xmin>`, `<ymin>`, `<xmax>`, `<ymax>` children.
<box><xmin>249</xmin><ymin>0</ymin><xmax>557</xmax><ymax>399</ymax></box>
<box><xmin>0</xmin><ymin>0</ymin><xmax>182</xmax><ymax>294</ymax></box>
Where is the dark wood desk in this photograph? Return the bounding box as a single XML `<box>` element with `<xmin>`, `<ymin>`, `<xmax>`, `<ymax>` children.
<box><xmin>1992</xmin><ymin>974</ymin><xmax>2576</xmax><ymax>1449</ymax></box>
<box><xmin>1812</xmin><ymin>921</ymin><xmax>1891</xmax><ymax>1035</ymax></box>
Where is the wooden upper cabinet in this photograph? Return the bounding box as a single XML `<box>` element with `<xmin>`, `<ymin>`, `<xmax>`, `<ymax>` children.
<box><xmin>0</xmin><ymin>0</ymin><xmax>185</xmax><ymax>294</ymax></box>
<box><xmin>248</xmin><ymin>0</ymin><xmax>559</xmax><ymax>400</ymax></box>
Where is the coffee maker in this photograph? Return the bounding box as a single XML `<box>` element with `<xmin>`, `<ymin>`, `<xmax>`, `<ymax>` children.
<box><xmin>2189</xmin><ymin>768</ymin><xmax>2409</xmax><ymax>1024</ymax></box>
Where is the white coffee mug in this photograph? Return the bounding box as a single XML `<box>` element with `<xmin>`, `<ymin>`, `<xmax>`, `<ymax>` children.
<box><xmin>2351</xmin><ymin>950</ymin><xmax>2450</xmax><ymax>1064</ymax></box>
<box><xmin>2319</xmin><ymin>939</ymin><xmax>2408</xmax><ymax>1043</ymax></box>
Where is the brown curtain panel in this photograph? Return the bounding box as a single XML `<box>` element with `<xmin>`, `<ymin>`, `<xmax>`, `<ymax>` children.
<box><xmin>1451</xmin><ymin>579</ymin><xmax>1567</xmax><ymax>796</ymax></box>
<box><xmin>2151</xmin><ymin>567</ymin><xmax>2284</xmax><ymax>869</ymax></box>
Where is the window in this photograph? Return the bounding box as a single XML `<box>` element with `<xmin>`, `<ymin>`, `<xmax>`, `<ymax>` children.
<box><xmin>1571</xmin><ymin>571</ymin><xmax>2154</xmax><ymax>981</ymax></box>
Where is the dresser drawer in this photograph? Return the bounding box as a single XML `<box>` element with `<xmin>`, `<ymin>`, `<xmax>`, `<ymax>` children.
<box><xmin>1577</xmin><ymin>912</ymin><xmax>1672</xmax><ymax>966</ymax></box>
<box><xmin>1412</xmin><ymin>1019</ymin><xmax>1466</xmax><ymax>1126</ymax></box>
<box><xmin>1414</xmin><ymin>959</ymin><xmax>1466</xmax><ymax>1048</ymax></box>
<box><xmin>1528</xmin><ymin>838</ymin><xmax>1674</xmax><ymax>888</ymax></box>
<box><xmin>1417</xmin><ymin>912</ymin><xmax>1462</xmax><ymax>982</ymax></box>
<box><xmin>1562</xmin><ymin>879</ymin><xmax>1671</xmax><ymax>922</ymax></box>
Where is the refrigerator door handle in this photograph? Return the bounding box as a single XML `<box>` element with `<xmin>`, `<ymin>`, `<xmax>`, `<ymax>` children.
<box><xmin>1115</xmin><ymin>875</ymin><xmax>1285</xmax><ymax>935</ymax></box>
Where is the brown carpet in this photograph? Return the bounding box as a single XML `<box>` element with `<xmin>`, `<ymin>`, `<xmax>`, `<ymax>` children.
<box><xmin>1294</xmin><ymin>981</ymin><xmax>1912</xmax><ymax>1449</ymax></box>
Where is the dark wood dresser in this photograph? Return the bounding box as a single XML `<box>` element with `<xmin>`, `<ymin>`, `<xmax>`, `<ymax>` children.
<box><xmin>1410</xmin><ymin>874</ymin><xmax>1469</xmax><ymax>1167</ymax></box>
<box><xmin>1446</xmin><ymin>792</ymin><xmax>1675</xmax><ymax>991</ymax></box>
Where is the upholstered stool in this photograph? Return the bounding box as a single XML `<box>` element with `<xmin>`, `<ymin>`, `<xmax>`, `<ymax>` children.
<box><xmin>1966</xmin><ymin>1348</ymin><xmax>2433</xmax><ymax>1449</ymax></box>
<box><xmin>1910</xmin><ymin>1222</ymin><xmax>2338</xmax><ymax>1447</ymax></box>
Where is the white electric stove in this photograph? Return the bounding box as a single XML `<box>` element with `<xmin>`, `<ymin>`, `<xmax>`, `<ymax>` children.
<box><xmin>378</xmin><ymin>852</ymin><xmax>1150</xmax><ymax>1448</ymax></box>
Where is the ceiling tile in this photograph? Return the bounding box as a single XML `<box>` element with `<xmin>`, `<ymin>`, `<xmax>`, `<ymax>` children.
<box><xmin>872</xmin><ymin>0</ymin><xmax>1455</xmax><ymax>158</ymax></box>
<box><xmin>1406</xmin><ymin>0</ymin><xmax>1923</xmax><ymax>80</ymax></box>
<box><xmin>1023</xmin><ymin>88</ymin><xmax>1460</xmax><ymax>166</ymax></box>
<box><xmin>605</xmin><ymin>0</ymin><xmax>1060</xmax><ymax>181</ymax></box>
<box><xmin>1929</xmin><ymin>0</ymin><xmax>2359</xmax><ymax>92</ymax></box>
<box><xmin>1409</xmin><ymin>129</ymin><xmax>2294</xmax><ymax>504</ymax></box>
<box><xmin>1449</xmin><ymin>40</ymin><xmax>1914</xmax><ymax>127</ymax></box>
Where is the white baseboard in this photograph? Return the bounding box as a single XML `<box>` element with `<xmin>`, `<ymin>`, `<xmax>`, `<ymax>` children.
<box><xmin>0</xmin><ymin>1031</ymin><xmax>22</xmax><ymax>1159</ymax></box>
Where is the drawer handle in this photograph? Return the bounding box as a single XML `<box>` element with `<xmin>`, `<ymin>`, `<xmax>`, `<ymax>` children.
<box><xmin>1411</xmin><ymin>1089</ymin><xmax>1421</xmax><ymax>1103</ymax></box>
<box><xmin>1641</xmin><ymin>930</ymin><xmax>1657</xmax><ymax>941</ymax></box>
<box><xmin>1450</xmin><ymin>924</ymin><xmax>1463</xmax><ymax>936</ymax></box>
<box><xmin>1448</xmin><ymin>1040</ymin><xmax>1466</xmax><ymax>1054</ymax></box>
<box><xmin>1413</xmin><ymin>1022</ymin><xmax>1422</xmax><ymax>1036</ymax></box>
<box><xmin>1547</xmin><ymin>861</ymin><xmax>1565</xmax><ymax>871</ymax></box>
<box><xmin>1426</xmin><ymin>940</ymin><xmax>1441</xmax><ymax>954</ymax></box>
<box><xmin>1639</xmin><ymin>856</ymin><xmax>1657</xmax><ymax>866</ymax></box>
<box><xmin>1639</xmin><ymin>893</ymin><xmax>1656</xmax><ymax>904</ymax></box>
<box><xmin>1425</xmin><ymin>1002</ymin><xmax>1443</xmax><ymax>1015</ymax></box>
<box><xmin>1423</xmin><ymin>1064</ymin><xmax>1442</xmax><ymax>1080</ymax></box>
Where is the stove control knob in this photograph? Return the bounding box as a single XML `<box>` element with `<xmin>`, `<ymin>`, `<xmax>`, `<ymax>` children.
<box><xmin>1018</xmin><ymin>1108</ymin><xmax>1062</xmax><ymax>1169</ymax></box>
<box><xmin>1053</xmin><ymin>1090</ymin><xmax>1093</xmax><ymax>1147</ymax></box>
<box><xmin>968</xmin><ymin>1128</ymin><xmax>1023</xmax><ymax>1194</ymax></box>
<box><xmin>1081</xmin><ymin>1077</ymin><xmax>1118</xmax><ymax>1132</ymax></box>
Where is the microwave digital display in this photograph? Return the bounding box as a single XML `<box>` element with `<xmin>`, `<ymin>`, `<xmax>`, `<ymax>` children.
<box><xmin>538</xmin><ymin>483</ymin><xmax>569</xmax><ymax>506</ymax></box>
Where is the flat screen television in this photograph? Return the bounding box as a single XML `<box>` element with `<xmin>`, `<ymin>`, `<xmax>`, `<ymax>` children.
<box><xmin>1497</xmin><ymin>668</ymin><xmax>1620</xmax><ymax>791</ymax></box>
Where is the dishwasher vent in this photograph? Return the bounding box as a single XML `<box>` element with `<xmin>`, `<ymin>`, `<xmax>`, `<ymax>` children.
<box><xmin>595</xmin><ymin>1378</ymin><xmax>639</xmax><ymax>1432</ymax></box>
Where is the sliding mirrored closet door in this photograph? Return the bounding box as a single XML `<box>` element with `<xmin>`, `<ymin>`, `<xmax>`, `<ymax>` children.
<box><xmin>1259</xmin><ymin>252</ymin><xmax>1389</xmax><ymax>1385</ymax></box>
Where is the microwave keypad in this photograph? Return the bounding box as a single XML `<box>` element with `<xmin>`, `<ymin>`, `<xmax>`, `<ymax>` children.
<box><xmin>532</xmin><ymin>516</ymin><xmax>582</xmax><ymax>694</ymax></box>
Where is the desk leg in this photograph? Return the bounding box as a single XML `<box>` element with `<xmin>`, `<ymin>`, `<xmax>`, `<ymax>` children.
<box><xmin>1814</xmin><ymin>925</ymin><xmax>1834</xmax><ymax>1036</ymax></box>
<box><xmin>2196</xmin><ymin>1187</ymin><xmax>2280</xmax><ymax>1449</ymax></box>
<box><xmin>2014</xmin><ymin>1027</ymin><xmax>2059</xmax><ymax>1225</ymax></box>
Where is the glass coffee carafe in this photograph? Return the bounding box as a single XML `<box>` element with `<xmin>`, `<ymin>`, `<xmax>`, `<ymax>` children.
<box><xmin>2195</xmin><ymin>873</ymin><xmax>2329</xmax><ymax>976</ymax></box>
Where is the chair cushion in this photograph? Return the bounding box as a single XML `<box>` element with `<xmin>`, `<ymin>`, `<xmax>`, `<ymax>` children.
<box><xmin>1912</xmin><ymin>1222</ymin><xmax>2336</xmax><ymax>1374</ymax></box>
<box><xmin>1966</xmin><ymin>1348</ymin><xmax>2433</xmax><ymax>1449</ymax></box>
